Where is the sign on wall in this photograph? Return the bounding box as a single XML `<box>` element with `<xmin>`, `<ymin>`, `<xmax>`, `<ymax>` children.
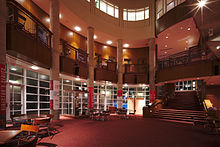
<box><xmin>87</xmin><ymin>87</ymin><xmax>94</xmax><ymax>109</ymax></box>
<box><xmin>50</xmin><ymin>80</ymin><xmax>60</xmax><ymax>110</ymax></box>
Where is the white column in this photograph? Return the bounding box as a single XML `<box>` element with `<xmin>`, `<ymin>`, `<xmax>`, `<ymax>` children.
<box><xmin>50</xmin><ymin>0</ymin><xmax>60</xmax><ymax>120</ymax></box>
<box><xmin>0</xmin><ymin>0</ymin><xmax>7</xmax><ymax>129</ymax></box>
<box><xmin>117</xmin><ymin>39</ymin><xmax>123</xmax><ymax>109</ymax></box>
<box><xmin>87</xmin><ymin>27</ymin><xmax>94</xmax><ymax>110</ymax></box>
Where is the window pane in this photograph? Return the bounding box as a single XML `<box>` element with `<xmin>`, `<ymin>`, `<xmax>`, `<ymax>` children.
<box><xmin>27</xmin><ymin>70</ymin><xmax>38</xmax><ymax>79</ymax></box>
<box><xmin>123</xmin><ymin>10</ymin><xmax>127</xmax><ymax>20</ymax></box>
<box><xmin>27</xmin><ymin>78</ymin><xmax>38</xmax><ymax>86</ymax></box>
<box><xmin>128</xmin><ymin>11</ymin><xmax>135</xmax><ymax>21</ymax></box>
<box><xmin>107</xmin><ymin>4</ymin><xmax>114</xmax><ymax>16</ymax></box>
<box><xmin>9</xmin><ymin>66</ymin><xmax>23</xmax><ymax>75</ymax></box>
<box><xmin>95</xmin><ymin>0</ymin><xmax>99</xmax><ymax>8</ymax></box>
<box><xmin>145</xmin><ymin>8</ymin><xmax>149</xmax><ymax>19</ymax></box>
<box><xmin>100</xmin><ymin>1</ymin><xmax>107</xmax><ymax>12</ymax></box>
<box><xmin>27</xmin><ymin>86</ymin><xmax>38</xmax><ymax>94</ymax></box>
<box><xmin>115</xmin><ymin>7</ymin><xmax>119</xmax><ymax>18</ymax></box>
<box><xmin>39</xmin><ymin>74</ymin><xmax>49</xmax><ymax>81</ymax></box>
<box><xmin>136</xmin><ymin>10</ymin><xmax>144</xmax><ymax>21</ymax></box>
<box><xmin>27</xmin><ymin>95</ymin><xmax>37</xmax><ymax>101</ymax></box>
<box><xmin>167</xmin><ymin>1</ymin><xmax>174</xmax><ymax>11</ymax></box>
<box><xmin>9</xmin><ymin>75</ymin><xmax>23</xmax><ymax>85</ymax></box>
<box><xmin>40</xmin><ymin>81</ymin><xmax>49</xmax><ymax>88</ymax></box>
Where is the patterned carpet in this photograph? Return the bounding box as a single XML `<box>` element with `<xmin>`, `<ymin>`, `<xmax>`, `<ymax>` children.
<box><xmin>37</xmin><ymin>116</ymin><xmax>220</xmax><ymax>147</ymax></box>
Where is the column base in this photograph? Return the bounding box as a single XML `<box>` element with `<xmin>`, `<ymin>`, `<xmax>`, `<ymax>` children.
<box><xmin>51</xmin><ymin>109</ymin><xmax>60</xmax><ymax>120</ymax></box>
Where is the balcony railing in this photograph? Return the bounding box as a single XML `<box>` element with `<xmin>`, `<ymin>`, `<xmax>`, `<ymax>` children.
<box><xmin>124</xmin><ymin>64</ymin><xmax>148</xmax><ymax>74</ymax></box>
<box><xmin>7</xmin><ymin>0</ymin><xmax>52</xmax><ymax>48</ymax></box>
<box><xmin>95</xmin><ymin>55</ymin><xmax>117</xmax><ymax>72</ymax></box>
<box><xmin>157</xmin><ymin>46</ymin><xmax>216</xmax><ymax>70</ymax></box>
<box><xmin>60</xmin><ymin>40</ymin><xmax>88</xmax><ymax>64</ymax></box>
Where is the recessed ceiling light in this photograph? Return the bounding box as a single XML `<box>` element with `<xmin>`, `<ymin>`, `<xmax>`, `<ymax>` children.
<box><xmin>106</xmin><ymin>40</ymin><xmax>112</xmax><ymax>45</ymax></box>
<box><xmin>31</xmin><ymin>65</ymin><xmax>39</xmax><ymax>70</ymax></box>
<box><xmin>75</xmin><ymin>77</ymin><xmax>81</xmax><ymax>81</ymax></box>
<box><xmin>68</xmin><ymin>32</ymin><xmax>73</xmax><ymax>36</ymax></box>
<box><xmin>74</xmin><ymin>26</ymin><xmax>81</xmax><ymax>32</ymax></box>
<box><xmin>165</xmin><ymin>45</ymin><xmax>168</xmax><ymax>48</ymax></box>
<box><xmin>198</xmin><ymin>0</ymin><xmax>207</xmax><ymax>8</ymax></box>
<box><xmin>94</xmin><ymin>35</ymin><xmax>97</xmax><ymax>39</ymax></box>
<box><xmin>187</xmin><ymin>28</ymin><xmax>191</xmax><ymax>31</ymax></box>
<box><xmin>216</xmin><ymin>46</ymin><xmax>220</xmax><ymax>50</ymax></box>
<box><xmin>59</xmin><ymin>14</ymin><xmax>62</xmax><ymax>19</ymax></box>
<box><xmin>46</xmin><ymin>18</ymin><xmax>50</xmax><ymax>23</ymax></box>
<box><xmin>103</xmin><ymin>46</ymin><xmax>107</xmax><ymax>49</ymax></box>
<box><xmin>11</xmin><ymin>67</ymin><xmax>17</xmax><ymax>71</ymax></box>
<box><xmin>166</xmin><ymin>36</ymin><xmax>168</xmax><ymax>39</ymax></box>
<box><xmin>123</xmin><ymin>44</ymin><xmax>129</xmax><ymax>48</ymax></box>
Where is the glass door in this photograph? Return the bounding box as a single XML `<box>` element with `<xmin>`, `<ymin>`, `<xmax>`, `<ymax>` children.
<box><xmin>9</xmin><ymin>84</ymin><xmax>24</xmax><ymax>116</ymax></box>
<box><xmin>62</xmin><ymin>91</ymin><xmax>74</xmax><ymax>115</ymax></box>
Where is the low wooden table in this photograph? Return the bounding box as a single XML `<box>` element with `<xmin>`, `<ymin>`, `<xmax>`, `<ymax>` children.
<box><xmin>0</xmin><ymin>130</ymin><xmax>22</xmax><ymax>145</ymax></box>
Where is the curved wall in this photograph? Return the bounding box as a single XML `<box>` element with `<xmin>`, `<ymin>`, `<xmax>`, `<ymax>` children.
<box><xmin>62</xmin><ymin>0</ymin><xmax>155</xmax><ymax>40</ymax></box>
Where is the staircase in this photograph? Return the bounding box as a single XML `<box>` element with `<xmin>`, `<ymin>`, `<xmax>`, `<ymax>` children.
<box><xmin>164</xmin><ymin>91</ymin><xmax>202</xmax><ymax>111</ymax></box>
<box><xmin>153</xmin><ymin>91</ymin><xmax>205</xmax><ymax>123</ymax></box>
<box><xmin>153</xmin><ymin>109</ymin><xmax>206</xmax><ymax>122</ymax></box>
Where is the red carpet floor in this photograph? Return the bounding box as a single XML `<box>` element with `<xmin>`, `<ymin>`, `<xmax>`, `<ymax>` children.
<box><xmin>37</xmin><ymin>117</ymin><xmax>220</xmax><ymax>147</ymax></box>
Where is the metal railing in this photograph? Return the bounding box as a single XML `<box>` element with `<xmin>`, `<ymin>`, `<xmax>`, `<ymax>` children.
<box><xmin>124</xmin><ymin>64</ymin><xmax>148</xmax><ymax>74</ymax></box>
<box><xmin>7</xmin><ymin>0</ymin><xmax>52</xmax><ymax>48</ymax></box>
<box><xmin>158</xmin><ymin>46</ymin><xmax>216</xmax><ymax>70</ymax></box>
<box><xmin>60</xmin><ymin>40</ymin><xmax>88</xmax><ymax>64</ymax></box>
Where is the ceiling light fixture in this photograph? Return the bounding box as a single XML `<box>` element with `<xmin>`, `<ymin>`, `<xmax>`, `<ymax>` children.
<box><xmin>74</xmin><ymin>26</ymin><xmax>81</xmax><ymax>32</ymax></box>
<box><xmin>106</xmin><ymin>40</ymin><xmax>112</xmax><ymax>45</ymax></box>
<box><xmin>216</xmin><ymin>46</ymin><xmax>220</xmax><ymax>50</ymax></box>
<box><xmin>103</xmin><ymin>46</ymin><xmax>107</xmax><ymax>49</ymax></box>
<box><xmin>123</xmin><ymin>44</ymin><xmax>129</xmax><ymax>48</ymax></box>
<box><xmin>11</xmin><ymin>67</ymin><xmax>17</xmax><ymax>71</ymax></box>
<box><xmin>31</xmin><ymin>65</ymin><xmax>39</xmax><ymax>70</ymax></box>
<box><xmin>68</xmin><ymin>32</ymin><xmax>73</xmax><ymax>36</ymax></box>
<box><xmin>166</xmin><ymin>36</ymin><xmax>168</xmax><ymax>39</ymax></box>
<box><xmin>45</xmin><ymin>18</ymin><xmax>50</xmax><ymax>23</ymax></box>
<box><xmin>123</xmin><ymin>49</ymin><xmax>126</xmax><ymax>52</ymax></box>
<box><xmin>187</xmin><ymin>28</ymin><xmax>191</xmax><ymax>31</ymax></box>
<box><xmin>94</xmin><ymin>35</ymin><xmax>97</xmax><ymax>39</ymax></box>
<box><xmin>75</xmin><ymin>77</ymin><xmax>81</xmax><ymax>81</ymax></box>
<box><xmin>198</xmin><ymin>0</ymin><xmax>207</xmax><ymax>8</ymax></box>
<box><xmin>59</xmin><ymin>13</ymin><xmax>62</xmax><ymax>19</ymax></box>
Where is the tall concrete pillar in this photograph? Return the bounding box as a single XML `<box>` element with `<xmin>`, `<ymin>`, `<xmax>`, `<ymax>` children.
<box><xmin>0</xmin><ymin>0</ymin><xmax>7</xmax><ymax>129</ymax></box>
<box><xmin>149</xmin><ymin>38</ymin><xmax>156</xmax><ymax>103</ymax></box>
<box><xmin>87</xmin><ymin>27</ymin><xmax>94</xmax><ymax>110</ymax></box>
<box><xmin>117</xmin><ymin>39</ymin><xmax>123</xmax><ymax>109</ymax></box>
<box><xmin>50</xmin><ymin>0</ymin><xmax>60</xmax><ymax>120</ymax></box>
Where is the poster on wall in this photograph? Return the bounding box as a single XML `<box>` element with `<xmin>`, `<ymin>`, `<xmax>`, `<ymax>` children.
<box><xmin>87</xmin><ymin>87</ymin><xmax>94</xmax><ymax>109</ymax></box>
<box><xmin>149</xmin><ymin>90</ymin><xmax>155</xmax><ymax>103</ymax></box>
<box><xmin>0</xmin><ymin>64</ymin><xmax>6</xmax><ymax>127</ymax></box>
<box><xmin>50</xmin><ymin>80</ymin><xmax>60</xmax><ymax>110</ymax></box>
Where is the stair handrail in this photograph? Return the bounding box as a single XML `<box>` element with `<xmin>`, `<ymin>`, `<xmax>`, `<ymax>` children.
<box><xmin>196</xmin><ymin>89</ymin><xmax>208</xmax><ymax>112</ymax></box>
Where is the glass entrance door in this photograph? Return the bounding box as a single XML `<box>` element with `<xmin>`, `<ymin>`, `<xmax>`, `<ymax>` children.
<box><xmin>9</xmin><ymin>84</ymin><xmax>24</xmax><ymax>116</ymax></box>
<box><xmin>62</xmin><ymin>91</ymin><xmax>74</xmax><ymax>115</ymax></box>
